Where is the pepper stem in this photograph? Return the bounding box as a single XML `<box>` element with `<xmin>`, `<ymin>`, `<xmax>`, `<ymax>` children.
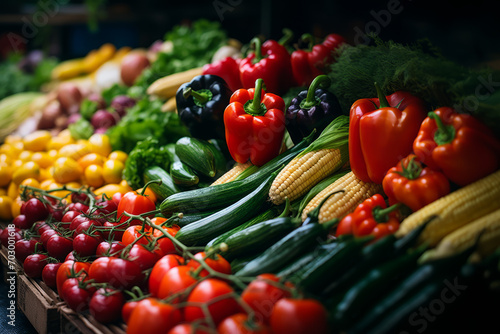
<box><xmin>244</xmin><ymin>78</ymin><xmax>267</xmax><ymax>116</ymax></box>
<box><xmin>428</xmin><ymin>111</ymin><xmax>456</xmax><ymax>145</ymax></box>
<box><xmin>250</xmin><ymin>37</ymin><xmax>263</xmax><ymax>64</ymax></box>
<box><xmin>372</xmin><ymin>203</ymin><xmax>400</xmax><ymax>223</ymax></box>
<box><xmin>374</xmin><ymin>82</ymin><xmax>390</xmax><ymax>108</ymax></box>
<box><xmin>279</xmin><ymin>28</ymin><xmax>294</xmax><ymax>47</ymax></box>
<box><xmin>300</xmin><ymin>33</ymin><xmax>315</xmax><ymax>51</ymax></box>
<box><xmin>183</xmin><ymin>87</ymin><xmax>213</xmax><ymax>106</ymax></box>
<box><xmin>300</xmin><ymin>75</ymin><xmax>331</xmax><ymax>109</ymax></box>
<box><xmin>395</xmin><ymin>156</ymin><xmax>422</xmax><ymax>180</ymax></box>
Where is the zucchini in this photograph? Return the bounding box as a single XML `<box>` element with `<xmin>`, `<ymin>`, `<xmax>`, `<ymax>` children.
<box><xmin>160</xmin><ymin>131</ymin><xmax>315</xmax><ymax>214</ymax></box>
<box><xmin>174</xmin><ymin>172</ymin><xmax>276</xmax><ymax>246</ymax></box>
<box><xmin>175</xmin><ymin>137</ymin><xmax>216</xmax><ymax>178</ymax></box>
<box><xmin>143</xmin><ymin>166</ymin><xmax>181</xmax><ymax>201</ymax></box>
<box><xmin>205</xmin><ymin>206</ymin><xmax>282</xmax><ymax>251</ymax></box>
<box><xmin>220</xmin><ymin>216</ymin><xmax>302</xmax><ymax>260</ymax></box>
<box><xmin>205</xmin><ymin>140</ymin><xmax>228</xmax><ymax>176</ymax></box>
<box><xmin>165</xmin><ymin>144</ymin><xmax>199</xmax><ymax>186</ymax></box>
<box><xmin>167</xmin><ymin>210</ymin><xmax>219</xmax><ymax>227</ymax></box>
<box><xmin>234</xmin><ymin>218</ymin><xmax>338</xmax><ymax>277</ymax></box>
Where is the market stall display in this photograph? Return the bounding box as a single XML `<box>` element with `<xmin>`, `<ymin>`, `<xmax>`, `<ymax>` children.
<box><xmin>1</xmin><ymin>16</ymin><xmax>500</xmax><ymax>334</ymax></box>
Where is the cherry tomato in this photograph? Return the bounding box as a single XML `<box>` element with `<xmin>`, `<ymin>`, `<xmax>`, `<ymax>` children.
<box><xmin>95</xmin><ymin>240</ymin><xmax>125</xmax><ymax>257</ymax></box>
<box><xmin>157</xmin><ymin>265</ymin><xmax>205</xmax><ymax>302</ymax></box>
<box><xmin>111</xmin><ymin>192</ymin><xmax>123</xmax><ymax>207</ymax></box>
<box><xmin>66</xmin><ymin>202</ymin><xmax>90</xmax><ymax>214</ymax></box>
<box><xmin>93</xmin><ymin>196</ymin><xmax>118</xmax><ymax>215</ymax></box>
<box><xmin>21</xmin><ymin>197</ymin><xmax>49</xmax><ymax>225</ymax></box>
<box><xmin>117</xmin><ymin>190</ymin><xmax>156</xmax><ymax>226</ymax></box>
<box><xmin>167</xmin><ymin>323</ymin><xmax>210</xmax><ymax>334</ymax></box>
<box><xmin>47</xmin><ymin>204</ymin><xmax>65</xmax><ymax>222</ymax></box>
<box><xmin>184</xmin><ymin>278</ymin><xmax>241</xmax><ymax>325</ymax></box>
<box><xmin>73</xmin><ymin>220</ymin><xmax>102</xmax><ymax>238</ymax></box>
<box><xmin>73</xmin><ymin>232</ymin><xmax>103</xmax><ymax>257</ymax></box>
<box><xmin>34</xmin><ymin>220</ymin><xmax>52</xmax><ymax>235</ymax></box>
<box><xmin>101</xmin><ymin>221</ymin><xmax>125</xmax><ymax>240</ymax></box>
<box><xmin>46</xmin><ymin>234</ymin><xmax>74</xmax><ymax>261</ymax></box>
<box><xmin>42</xmin><ymin>262</ymin><xmax>62</xmax><ymax>289</ymax></box>
<box><xmin>241</xmin><ymin>273</ymin><xmax>293</xmax><ymax>324</ymax></box>
<box><xmin>149</xmin><ymin>254</ymin><xmax>184</xmax><ymax>297</ymax></box>
<box><xmin>88</xmin><ymin>256</ymin><xmax>112</xmax><ymax>283</ymax></box>
<box><xmin>56</xmin><ymin>260</ymin><xmax>91</xmax><ymax>296</ymax></box>
<box><xmin>107</xmin><ymin>257</ymin><xmax>146</xmax><ymax>290</ymax></box>
<box><xmin>89</xmin><ymin>287</ymin><xmax>125</xmax><ymax>324</ymax></box>
<box><xmin>13</xmin><ymin>214</ymin><xmax>32</xmax><ymax>230</ymax></box>
<box><xmin>121</xmin><ymin>225</ymin><xmax>153</xmax><ymax>246</ymax></box>
<box><xmin>122</xmin><ymin>300</ymin><xmax>140</xmax><ymax>324</ymax></box>
<box><xmin>126</xmin><ymin>244</ymin><xmax>159</xmax><ymax>270</ymax></box>
<box><xmin>154</xmin><ymin>225</ymin><xmax>180</xmax><ymax>256</ymax></box>
<box><xmin>39</xmin><ymin>228</ymin><xmax>57</xmax><ymax>249</ymax></box>
<box><xmin>70</xmin><ymin>191</ymin><xmax>90</xmax><ymax>205</ymax></box>
<box><xmin>69</xmin><ymin>214</ymin><xmax>91</xmax><ymax>231</ymax></box>
<box><xmin>218</xmin><ymin>313</ymin><xmax>272</xmax><ymax>334</ymax></box>
<box><xmin>23</xmin><ymin>253</ymin><xmax>48</xmax><ymax>278</ymax></box>
<box><xmin>0</xmin><ymin>226</ymin><xmax>22</xmax><ymax>248</ymax></box>
<box><xmin>15</xmin><ymin>238</ymin><xmax>41</xmax><ymax>262</ymax></box>
<box><xmin>270</xmin><ymin>298</ymin><xmax>329</xmax><ymax>334</ymax></box>
<box><xmin>126</xmin><ymin>298</ymin><xmax>182</xmax><ymax>333</ymax></box>
<box><xmin>187</xmin><ymin>252</ymin><xmax>231</xmax><ymax>277</ymax></box>
<box><xmin>61</xmin><ymin>277</ymin><xmax>93</xmax><ymax>311</ymax></box>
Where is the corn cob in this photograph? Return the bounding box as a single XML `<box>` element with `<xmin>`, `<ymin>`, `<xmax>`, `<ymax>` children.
<box><xmin>210</xmin><ymin>162</ymin><xmax>253</xmax><ymax>186</ymax></box>
<box><xmin>161</xmin><ymin>97</ymin><xmax>177</xmax><ymax>112</ymax></box>
<box><xmin>395</xmin><ymin>169</ymin><xmax>500</xmax><ymax>247</ymax></box>
<box><xmin>269</xmin><ymin>147</ymin><xmax>347</xmax><ymax>206</ymax></box>
<box><xmin>147</xmin><ymin>67</ymin><xmax>204</xmax><ymax>99</ymax></box>
<box><xmin>300</xmin><ymin>171</ymin><xmax>383</xmax><ymax>223</ymax></box>
<box><xmin>420</xmin><ymin>208</ymin><xmax>500</xmax><ymax>262</ymax></box>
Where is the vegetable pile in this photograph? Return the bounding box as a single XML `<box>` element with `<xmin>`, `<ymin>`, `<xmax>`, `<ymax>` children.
<box><xmin>1</xmin><ymin>18</ymin><xmax>500</xmax><ymax>334</ymax></box>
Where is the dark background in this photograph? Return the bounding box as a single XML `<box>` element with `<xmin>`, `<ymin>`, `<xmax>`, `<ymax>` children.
<box><xmin>1</xmin><ymin>0</ymin><xmax>499</xmax><ymax>68</ymax></box>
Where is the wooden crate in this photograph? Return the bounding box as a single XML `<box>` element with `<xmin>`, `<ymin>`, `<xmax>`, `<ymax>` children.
<box><xmin>17</xmin><ymin>274</ymin><xmax>61</xmax><ymax>334</ymax></box>
<box><xmin>60</xmin><ymin>305</ymin><xmax>127</xmax><ymax>334</ymax></box>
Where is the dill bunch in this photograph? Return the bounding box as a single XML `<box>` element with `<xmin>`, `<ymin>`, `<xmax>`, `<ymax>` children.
<box><xmin>327</xmin><ymin>39</ymin><xmax>500</xmax><ymax>134</ymax></box>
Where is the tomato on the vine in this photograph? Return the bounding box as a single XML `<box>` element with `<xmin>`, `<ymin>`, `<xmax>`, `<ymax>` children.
<box><xmin>116</xmin><ymin>189</ymin><xmax>156</xmax><ymax>226</ymax></box>
<box><xmin>46</xmin><ymin>234</ymin><xmax>74</xmax><ymax>261</ymax></box>
<box><xmin>73</xmin><ymin>232</ymin><xmax>103</xmax><ymax>257</ymax></box>
<box><xmin>184</xmin><ymin>278</ymin><xmax>241</xmax><ymax>325</ymax></box>
<box><xmin>21</xmin><ymin>197</ymin><xmax>49</xmax><ymax>225</ymax></box>
<box><xmin>157</xmin><ymin>265</ymin><xmax>206</xmax><ymax>302</ymax></box>
<box><xmin>186</xmin><ymin>252</ymin><xmax>231</xmax><ymax>276</ymax></box>
<box><xmin>153</xmin><ymin>225</ymin><xmax>180</xmax><ymax>256</ymax></box>
<box><xmin>89</xmin><ymin>287</ymin><xmax>125</xmax><ymax>324</ymax></box>
<box><xmin>15</xmin><ymin>238</ymin><xmax>42</xmax><ymax>262</ymax></box>
<box><xmin>106</xmin><ymin>257</ymin><xmax>146</xmax><ymax>290</ymax></box>
<box><xmin>149</xmin><ymin>254</ymin><xmax>184</xmax><ymax>297</ymax></box>
<box><xmin>122</xmin><ymin>300</ymin><xmax>140</xmax><ymax>324</ymax></box>
<box><xmin>23</xmin><ymin>253</ymin><xmax>48</xmax><ymax>278</ymax></box>
<box><xmin>61</xmin><ymin>277</ymin><xmax>95</xmax><ymax>311</ymax></box>
<box><xmin>241</xmin><ymin>273</ymin><xmax>293</xmax><ymax>324</ymax></box>
<box><xmin>121</xmin><ymin>225</ymin><xmax>153</xmax><ymax>246</ymax></box>
<box><xmin>167</xmin><ymin>323</ymin><xmax>211</xmax><ymax>334</ymax></box>
<box><xmin>88</xmin><ymin>256</ymin><xmax>112</xmax><ymax>283</ymax></box>
<box><xmin>56</xmin><ymin>260</ymin><xmax>91</xmax><ymax>296</ymax></box>
<box><xmin>270</xmin><ymin>298</ymin><xmax>329</xmax><ymax>334</ymax></box>
<box><xmin>126</xmin><ymin>298</ymin><xmax>182</xmax><ymax>333</ymax></box>
<box><xmin>218</xmin><ymin>313</ymin><xmax>272</xmax><ymax>334</ymax></box>
<box><xmin>42</xmin><ymin>262</ymin><xmax>62</xmax><ymax>289</ymax></box>
<box><xmin>126</xmin><ymin>244</ymin><xmax>159</xmax><ymax>270</ymax></box>
<box><xmin>95</xmin><ymin>240</ymin><xmax>125</xmax><ymax>257</ymax></box>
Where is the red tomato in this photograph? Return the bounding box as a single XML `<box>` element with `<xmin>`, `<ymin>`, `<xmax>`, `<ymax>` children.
<box><xmin>101</xmin><ymin>221</ymin><xmax>125</xmax><ymax>240</ymax></box>
<box><xmin>23</xmin><ymin>253</ymin><xmax>48</xmax><ymax>278</ymax></box>
<box><xmin>167</xmin><ymin>323</ymin><xmax>211</xmax><ymax>334</ymax></box>
<box><xmin>111</xmin><ymin>192</ymin><xmax>123</xmax><ymax>207</ymax></box>
<box><xmin>95</xmin><ymin>240</ymin><xmax>125</xmax><ymax>257</ymax></box>
<box><xmin>335</xmin><ymin>214</ymin><xmax>354</xmax><ymax>237</ymax></box>
<box><xmin>21</xmin><ymin>197</ymin><xmax>49</xmax><ymax>225</ymax></box>
<box><xmin>149</xmin><ymin>254</ymin><xmax>184</xmax><ymax>297</ymax></box>
<box><xmin>187</xmin><ymin>252</ymin><xmax>231</xmax><ymax>276</ymax></box>
<box><xmin>122</xmin><ymin>300</ymin><xmax>140</xmax><ymax>324</ymax></box>
<box><xmin>33</xmin><ymin>220</ymin><xmax>51</xmax><ymax>235</ymax></box>
<box><xmin>42</xmin><ymin>262</ymin><xmax>62</xmax><ymax>289</ymax></box>
<box><xmin>89</xmin><ymin>287</ymin><xmax>125</xmax><ymax>324</ymax></box>
<box><xmin>121</xmin><ymin>225</ymin><xmax>153</xmax><ymax>246</ymax></box>
<box><xmin>15</xmin><ymin>238</ymin><xmax>41</xmax><ymax>262</ymax></box>
<box><xmin>66</xmin><ymin>202</ymin><xmax>90</xmax><ymax>214</ymax></box>
<box><xmin>117</xmin><ymin>191</ymin><xmax>156</xmax><ymax>226</ymax></box>
<box><xmin>56</xmin><ymin>260</ymin><xmax>91</xmax><ymax>296</ymax></box>
<box><xmin>60</xmin><ymin>210</ymin><xmax>81</xmax><ymax>229</ymax></box>
<box><xmin>218</xmin><ymin>313</ymin><xmax>272</xmax><ymax>334</ymax></box>
<box><xmin>270</xmin><ymin>298</ymin><xmax>329</xmax><ymax>334</ymax></box>
<box><xmin>153</xmin><ymin>225</ymin><xmax>180</xmax><ymax>256</ymax></box>
<box><xmin>126</xmin><ymin>244</ymin><xmax>159</xmax><ymax>270</ymax></box>
<box><xmin>184</xmin><ymin>278</ymin><xmax>241</xmax><ymax>325</ymax></box>
<box><xmin>46</xmin><ymin>234</ymin><xmax>74</xmax><ymax>261</ymax></box>
<box><xmin>0</xmin><ymin>226</ymin><xmax>22</xmax><ymax>248</ymax></box>
<box><xmin>126</xmin><ymin>298</ymin><xmax>182</xmax><ymax>334</ymax></box>
<box><xmin>157</xmin><ymin>265</ymin><xmax>205</xmax><ymax>301</ymax></box>
<box><xmin>39</xmin><ymin>228</ymin><xmax>57</xmax><ymax>249</ymax></box>
<box><xmin>88</xmin><ymin>256</ymin><xmax>112</xmax><ymax>283</ymax></box>
<box><xmin>73</xmin><ymin>232</ymin><xmax>103</xmax><ymax>257</ymax></box>
<box><xmin>13</xmin><ymin>214</ymin><xmax>34</xmax><ymax>229</ymax></box>
<box><xmin>61</xmin><ymin>277</ymin><xmax>93</xmax><ymax>311</ymax></box>
<box><xmin>107</xmin><ymin>257</ymin><xmax>146</xmax><ymax>290</ymax></box>
<box><xmin>241</xmin><ymin>273</ymin><xmax>293</xmax><ymax>324</ymax></box>
<box><xmin>69</xmin><ymin>214</ymin><xmax>90</xmax><ymax>231</ymax></box>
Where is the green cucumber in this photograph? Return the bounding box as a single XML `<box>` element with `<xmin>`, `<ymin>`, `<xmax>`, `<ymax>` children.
<box><xmin>220</xmin><ymin>216</ymin><xmax>302</xmax><ymax>260</ymax></box>
<box><xmin>165</xmin><ymin>144</ymin><xmax>199</xmax><ymax>186</ymax></box>
<box><xmin>175</xmin><ymin>137</ymin><xmax>216</xmax><ymax>178</ymax></box>
<box><xmin>234</xmin><ymin>218</ymin><xmax>338</xmax><ymax>277</ymax></box>
<box><xmin>174</xmin><ymin>172</ymin><xmax>276</xmax><ymax>246</ymax></box>
<box><xmin>166</xmin><ymin>210</ymin><xmax>219</xmax><ymax>227</ymax></box>
<box><xmin>160</xmin><ymin>131</ymin><xmax>314</xmax><ymax>215</ymax></box>
<box><xmin>205</xmin><ymin>140</ymin><xmax>228</xmax><ymax>177</ymax></box>
<box><xmin>143</xmin><ymin>166</ymin><xmax>181</xmax><ymax>201</ymax></box>
<box><xmin>205</xmin><ymin>206</ymin><xmax>282</xmax><ymax>251</ymax></box>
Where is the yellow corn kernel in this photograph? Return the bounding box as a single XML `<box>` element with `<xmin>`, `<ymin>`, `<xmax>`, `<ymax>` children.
<box><xmin>421</xmin><ymin>208</ymin><xmax>500</xmax><ymax>262</ymax></box>
<box><xmin>211</xmin><ymin>162</ymin><xmax>253</xmax><ymax>186</ymax></box>
<box><xmin>395</xmin><ymin>169</ymin><xmax>500</xmax><ymax>246</ymax></box>
<box><xmin>301</xmin><ymin>171</ymin><xmax>383</xmax><ymax>223</ymax></box>
<box><xmin>269</xmin><ymin>148</ymin><xmax>345</xmax><ymax>206</ymax></box>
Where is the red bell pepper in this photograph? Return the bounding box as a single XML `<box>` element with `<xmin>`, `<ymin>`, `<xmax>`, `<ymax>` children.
<box><xmin>382</xmin><ymin>154</ymin><xmax>450</xmax><ymax>212</ymax></box>
<box><xmin>413</xmin><ymin>107</ymin><xmax>500</xmax><ymax>186</ymax></box>
<box><xmin>291</xmin><ymin>33</ymin><xmax>346</xmax><ymax>87</ymax></box>
<box><xmin>335</xmin><ymin>194</ymin><xmax>400</xmax><ymax>240</ymax></box>
<box><xmin>349</xmin><ymin>84</ymin><xmax>427</xmax><ymax>184</ymax></box>
<box><xmin>202</xmin><ymin>56</ymin><xmax>243</xmax><ymax>93</ymax></box>
<box><xmin>239</xmin><ymin>37</ymin><xmax>295</xmax><ymax>95</ymax></box>
<box><xmin>223</xmin><ymin>78</ymin><xmax>286</xmax><ymax>166</ymax></box>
